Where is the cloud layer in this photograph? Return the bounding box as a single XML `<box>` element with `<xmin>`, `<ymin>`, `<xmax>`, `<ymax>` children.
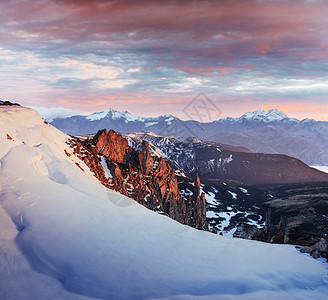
<box><xmin>1</xmin><ymin>0</ymin><xmax>328</xmax><ymax>120</ymax></box>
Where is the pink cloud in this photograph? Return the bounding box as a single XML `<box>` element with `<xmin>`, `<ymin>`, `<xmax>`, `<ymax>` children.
<box><xmin>1</xmin><ymin>0</ymin><xmax>328</xmax><ymax>121</ymax></box>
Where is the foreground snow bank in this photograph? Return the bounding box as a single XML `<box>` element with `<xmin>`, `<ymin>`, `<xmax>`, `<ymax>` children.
<box><xmin>311</xmin><ymin>165</ymin><xmax>328</xmax><ymax>174</ymax></box>
<box><xmin>1</xmin><ymin>106</ymin><xmax>328</xmax><ymax>300</ymax></box>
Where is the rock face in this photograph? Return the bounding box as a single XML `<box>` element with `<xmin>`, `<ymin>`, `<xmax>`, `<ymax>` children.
<box><xmin>233</xmin><ymin>223</ymin><xmax>258</xmax><ymax>239</ymax></box>
<box><xmin>69</xmin><ymin>129</ymin><xmax>207</xmax><ymax>230</ymax></box>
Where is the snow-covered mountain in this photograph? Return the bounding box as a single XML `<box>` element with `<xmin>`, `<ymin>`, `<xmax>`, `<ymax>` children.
<box><xmin>50</xmin><ymin>108</ymin><xmax>328</xmax><ymax>165</ymax></box>
<box><xmin>227</xmin><ymin>108</ymin><xmax>289</xmax><ymax>122</ymax></box>
<box><xmin>2</xmin><ymin>106</ymin><xmax>328</xmax><ymax>299</ymax></box>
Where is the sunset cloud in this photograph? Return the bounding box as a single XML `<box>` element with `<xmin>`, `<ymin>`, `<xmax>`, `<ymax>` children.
<box><xmin>0</xmin><ymin>0</ymin><xmax>328</xmax><ymax>120</ymax></box>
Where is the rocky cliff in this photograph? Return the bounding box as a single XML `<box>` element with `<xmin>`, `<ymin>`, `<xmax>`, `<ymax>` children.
<box><xmin>69</xmin><ymin>129</ymin><xmax>207</xmax><ymax>230</ymax></box>
<box><xmin>249</xmin><ymin>182</ymin><xmax>328</xmax><ymax>260</ymax></box>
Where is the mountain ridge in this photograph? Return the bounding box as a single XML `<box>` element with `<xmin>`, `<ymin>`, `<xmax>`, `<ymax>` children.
<box><xmin>124</xmin><ymin>131</ymin><xmax>328</xmax><ymax>185</ymax></box>
<box><xmin>50</xmin><ymin>107</ymin><xmax>328</xmax><ymax>165</ymax></box>
<box><xmin>51</xmin><ymin>106</ymin><xmax>320</xmax><ymax>125</ymax></box>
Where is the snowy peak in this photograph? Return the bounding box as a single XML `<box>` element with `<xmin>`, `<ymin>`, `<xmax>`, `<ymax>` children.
<box><xmin>85</xmin><ymin>108</ymin><xmax>178</xmax><ymax>124</ymax></box>
<box><xmin>111</xmin><ymin>110</ymin><xmax>146</xmax><ymax>122</ymax></box>
<box><xmin>240</xmin><ymin>109</ymin><xmax>288</xmax><ymax>122</ymax></box>
<box><xmin>85</xmin><ymin>108</ymin><xmax>112</xmax><ymax>121</ymax></box>
<box><xmin>85</xmin><ymin>108</ymin><xmax>146</xmax><ymax>122</ymax></box>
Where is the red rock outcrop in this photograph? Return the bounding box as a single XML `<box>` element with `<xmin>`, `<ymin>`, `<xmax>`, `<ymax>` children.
<box><xmin>69</xmin><ymin>129</ymin><xmax>207</xmax><ymax>230</ymax></box>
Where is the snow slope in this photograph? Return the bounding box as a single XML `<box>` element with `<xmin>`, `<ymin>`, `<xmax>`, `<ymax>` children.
<box><xmin>311</xmin><ymin>165</ymin><xmax>328</xmax><ymax>174</ymax></box>
<box><xmin>1</xmin><ymin>106</ymin><xmax>328</xmax><ymax>299</ymax></box>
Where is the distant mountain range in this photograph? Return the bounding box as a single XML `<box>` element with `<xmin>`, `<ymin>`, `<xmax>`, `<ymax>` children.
<box><xmin>50</xmin><ymin>108</ymin><xmax>328</xmax><ymax>165</ymax></box>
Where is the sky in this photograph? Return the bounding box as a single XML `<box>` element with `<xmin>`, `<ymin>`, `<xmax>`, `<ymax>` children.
<box><xmin>1</xmin><ymin>0</ymin><xmax>328</xmax><ymax>121</ymax></box>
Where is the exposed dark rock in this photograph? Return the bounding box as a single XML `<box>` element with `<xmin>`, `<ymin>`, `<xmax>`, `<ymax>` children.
<box><xmin>234</xmin><ymin>224</ymin><xmax>258</xmax><ymax>239</ymax></box>
<box><xmin>0</xmin><ymin>100</ymin><xmax>20</xmax><ymax>106</ymax></box>
<box><xmin>299</xmin><ymin>238</ymin><xmax>328</xmax><ymax>260</ymax></box>
<box><xmin>75</xmin><ymin>162</ymin><xmax>84</xmax><ymax>172</ymax></box>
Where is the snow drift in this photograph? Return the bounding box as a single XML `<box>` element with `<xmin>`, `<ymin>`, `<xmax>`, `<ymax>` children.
<box><xmin>1</xmin><ymin>106</ymin><xmax>328</xmax><ymax>299</ymax></box>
